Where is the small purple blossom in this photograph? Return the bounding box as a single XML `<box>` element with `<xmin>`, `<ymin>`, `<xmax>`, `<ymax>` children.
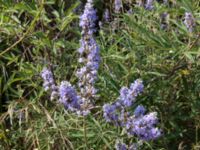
<box><xmin>126</xmin><ymin>112</ymin><xmax>161</xmax><ymax>141</ymax></box>
<box><xmin>59</xmin><ymin>81</ymin><xmax>81</xmax><ymax>112</ymax></box>
<box><xmin>77</xmin><ymin>37</ymin><xmax>100</xmax><ymax>98</ymax></box>
<box><xmin>118</xmin><ymin>79</ymin><xmax>144</xmax><ymax>107</ymax></box>
<box><xmin>41</xmin><ymin>67</ymin><xmax>58</xmax><ymax>100</ymax></box>
<box><xmin>115</xmin><ymin>140</ymin><xmax>127</xmax><ymax>150</ymax></box>
<box><xmin>184</xmin><ymin>12</ymin><xmax>195</xmax><ymax>32</ymax></box>
<box><xmin>40</xmin><ymin>0</ymin><xmax>100</xmax><ymax>116</ymax></box>
<box><xmin>145</xmin><ymin>0</ymin><xmax>154</xmax><ymax>10</ymax></box>
<box><xmin>79</xmin><ymin>0</ymin><xmax>98</xmax><ymax>35</ymax></box>
<box><xmin>134</xmin><ymin>105</ymin><xmax>146</xmax><ymax>117</ymax></box>
<box><xmin>130</xmin><ymin>79</ymin><xmax>144</xmax><ymax>97</ymax></box>
<box><xmin>103</xmin><ymin>79</ymin><xmax>144</xmax><ymax>124</ymax></box>
<box><xmin>160</xmin><ymin>12</ymin><xmax>169</xmax><ymax>30</ymax></box>
<box><xmin>103</xmin><ymin>9</ymin><xmax>110</xmax><ymax>22</ymax></box>
<box><xmin>41</xmin><ymin>67</ymin><xmax>54</xmax><ymax>91</ymax></box>
<box><xmin>114</xmin><ymin>0</ymin><xmax>122</xmax><ymax>13</ymax></box>
<box><xmin>77</xmin><ymin>0</ymin><xmax>100</xmax><ymax>109</ymax></box>
<box><xmin>103</xmin><ymin>104</ymin><xmax>119</xmax><ymax>123</ymax></box>
<box><xmin>103</xmin><ymin>79</ymin><xmax>161</xmax><ymax>141</ymax></box>
<box><xmin>127</xmin><ymin>8</ymin><xmax>133</xmax><ymax>15</ymax></box>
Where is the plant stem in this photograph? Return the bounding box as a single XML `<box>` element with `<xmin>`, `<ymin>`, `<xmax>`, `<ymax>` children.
<box><xmin>84</xmin><ymin>117</ymin><xmax>88</xmax><ymax>150</ymax></box>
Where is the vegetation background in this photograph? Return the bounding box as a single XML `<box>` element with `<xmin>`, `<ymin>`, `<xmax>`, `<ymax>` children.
<box><xmin>0</xmin><ymin>0</ymin><xmax>200</xmax><ymax>149</ymax></box>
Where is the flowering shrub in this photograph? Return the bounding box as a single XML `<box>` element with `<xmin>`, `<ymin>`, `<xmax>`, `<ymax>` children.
<box><xmin>103</xmin><ymin>80</ymin><xmax>161</xmax><ymax>141</ymax></box>
<box><xmin>40</xmin><ymin>0</ymin><xmax>162</xmax><ymax>149</ymax></box>
<box><xmin>0</xmin><ymin>0</ymin><xmax>199</xmax><ymax>149</ymax></box>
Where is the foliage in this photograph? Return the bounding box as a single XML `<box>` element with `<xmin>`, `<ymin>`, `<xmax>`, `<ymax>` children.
<box><xmin>0</xmin><ymin>0</ymin><xmax>200</xmax><ymax>149</ymax></box>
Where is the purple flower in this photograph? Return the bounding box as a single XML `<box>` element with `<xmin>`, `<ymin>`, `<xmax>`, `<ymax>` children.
<box><xmin>134</xmin><ymin>105</ymin><xmax>146</xmax><ymax>117</ymax></box>
<box><xmin>79</xmin><ymin>0</ymin><xmax>98</xmax><ymax>35</ymax></box>
<box><xmin>127</xmin><ymin>8</ymin><xmax>133</xmax><ymax>15</ymax></box>
<box><xmin>77</xmin><ymin>39</ymin><xmax>100</xmax><ymax>87</ymax></box>
<box><xmin>41</xmin><ymin>67</ymin><xmax>58</xmax><ymax>100</ymax></box>
<box><xmin>103</xmin><ymin>79</ymin><xmax>161</xmax><ymax>141</ymax></box>
<box><xmin>103</xmin><ymin>9</ymin><xmax>110</xmax><ymax>22</ymax></box>
<box><xmin>126</xmin><ymin>112</ymin><xmax>161</xmax><ymax>141</ymax></box>
<box><xmin>41</xmin><ymin>67</ymin><xmax>54</xmax><ymax>91</ymax></box>
<box><xmin>130</xmin><ymin>79</ymin><xmax>144</xmax><ymax>97</ymax></box>
<box><xmin>103</xmin><ymin>79</ymin><xmax>144</xmax><ymax>126</ymax></box>
<box><xmin>184</xmin><ymin>12</ymin><xmax>195</xmax><ymax>32</ymax></box>
<box><xmin>160</xmin><ymin>12</ymin><xmax>169</xmax><ymax>30</ymax></box>
<box><xmin>115</xmin><ymin>140</ymin><xmax>127</xmax><ymax>150</ymax></box>
<box><xmin>145</xmin><ymin>0</ymin><xmax>154</xmax><ymax>10</ymax></box>
<box><xmin>114</xmin><ymin>0</ymin><xmax>122</xmax><ymax>13</ymax></box>
<box><xmin>103</xmin><ymin>104</ymin><xmax>119</xmax><ymax>123</ymax></box>
<box><xmin>115</xmin><ymin>140</ymin><xmax>141</xmax><ymax>150</ymax></box>
<box><xmin>59</xmin><ymin>81</ymin><xmax>81</xmax><ymax>112</ymax></box>
<box><xmin>103</xmin><ymin>79</ymin><xmax>144</xmax><ymax>124</ymax></box>
<box><xmin>77</xmin><ymin>0</ymin><xmax>100</xmax><ymax>110</ymax></box>
<box><xmin>119</xmin><ymin>79</ymin><xmax>144</xmax><ymax>107</ymax></box>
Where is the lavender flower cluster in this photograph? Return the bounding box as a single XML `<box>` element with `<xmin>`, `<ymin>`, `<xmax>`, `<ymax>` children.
<box><xmin>103</xmin><ymin>79</ymin><xmax>161</xmax><ymax>141</ymax></box>
<box><xmin>41</xmin><ymin>0</ymin><xmax>99</xmax><ymax>116</ymax></box>
<box><xmin>59</xmin><ymin>81</ymin><xmax>81</xmax><ymax>112</ymax></box>
<box><xmin>40</xmin><ymin>0</ymin><xmax>163</xmax><ymax>149</ymax></box>
<box><xmin>103</xmin><ymin>9</ymin><xmax>110</xmax><ymax>22</ymax></box>
<box><xmin>77</xmin><ymin>0</ymin><xmax>100</xmax><ymax>112</ymax></box>
<box><xmin>145</xmin><ymin>0</ymin><xmax>154</xmax><ymax>10</ymax></box>
<box><xmin>184</xmin><ymin>12</ymin><xmax>196</xmax><ymax>32</ymax></box>
<box><xmin>114</xmin><ymin>0</ymin><xmax>122</xmax><ymax>13</ymax></box>
<box><xmin>41</xmin><ymin>67</ymin><xmax>58</xmax><ymax>100</ymax></box>
<box><xmin>79</xmin><ymin>0</ymin><xmax>98</xmax><ymax>35</ymax></box>
<box><xmin>160</xmin><ymin>12</ymin><xmax>169</xmax><ymax>30</ymax></box>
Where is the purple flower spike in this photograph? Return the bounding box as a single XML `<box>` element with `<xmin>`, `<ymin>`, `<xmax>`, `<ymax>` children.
<box><xmin>77</xmin><ymin>0</ymin><xmax>100</xmax><ymax>108</ymax></box>
<box><xmin>126</xmin><ymin>112</ymin><xmax>161</xmax><ymax>141</ymax></box>
<box><xmin>77</xmin><ymin>36</ymin><xmax>100</xmax><ymax>99</ymax></box>
<box><xmin>130</xmin><ymin>79</ymin><xmax>144</xmax><ymax>97</ymax></box>
<box><xmin>41</xmin><ymin>67</ymin><xmax>54</xmax><ymax>91</ymax></box>
<box><xmin>134</xmin><ymin>105</ymin><xmax>146</xmax><ymax>117</ymax></box>
<box><xmin>103</xmin><ymin>104</ymin><xmax>119</xmax><ymax>123</ymax></box>
<box><xmin>184</xmin><ymin>12</ymin><xmax>195</xmax><ymax>32</ymax></box>
<box><xmin>103</xmin><ymin>9</ymin><xmax>110</xmax><ymax>22</ymax></box>
<box><xmin>79</xmin><ymin>0</ymin><xmax>98</xmax><ymax>35</ymax></box>
<box><xmin>59</xmin><ymin>81</ymin><xmax>81</xmax><ymax>112</ymax></box>
<box><xmin>160</xmin><ymin>12</ymin><xmax>169</xmax><ymax>30</ymax></box>
<box><xmin>119</xmin><ymin>79</ymin><xmax>144</xmax><ymax>107</ymax></box>
<box><xmin>145</xmin><ymin>0</ymin><xmax>154</xmax><ymax>10</ymax></box>
<box><xmin>114</xmin><ymin>0</ymin><xmax>122</xmax><ymax>13</ymax></box>
<box><xmin>103</xmin><ymin>79</ymin><xmax>161</xmax><ymax>141</ymax></box>
<box><xmin>41</xmin><ymin>67</ymin><xmax>58</xmax><ymax>100</ymax></box>
<box><xmin>41</xmin><ymin>0</ymin><xmax>100</xmax><ymax>116</ymax></box>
